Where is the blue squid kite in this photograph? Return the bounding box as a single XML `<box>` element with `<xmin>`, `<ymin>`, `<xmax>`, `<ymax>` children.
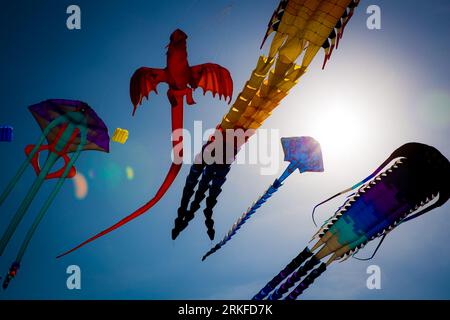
<box><xmin>253</xmin><ymin>143</ymin><xmax>450</xmax><ymax>300</ymax></box>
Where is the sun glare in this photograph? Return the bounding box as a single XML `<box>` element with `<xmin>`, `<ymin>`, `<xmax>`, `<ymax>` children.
<box><xmin>310</xmin><ymin>102</ymin><xmax>365</xmax><ymax>155</ymax></box>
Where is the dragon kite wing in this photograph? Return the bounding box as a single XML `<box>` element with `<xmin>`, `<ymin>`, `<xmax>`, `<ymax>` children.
<box><xmin>190</xmin><ymin>63</ymin><xmax>233</xmax><ymax>103</ymax></box>
<box><xmin>130</xmin><ymin>67</ymin><xmax>167</xmax><ymax>115</ymax></box>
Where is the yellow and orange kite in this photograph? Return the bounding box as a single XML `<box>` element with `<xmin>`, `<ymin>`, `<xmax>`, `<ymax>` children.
<box><xmin>173</xmin><ymin>0</ymin><xmax>361</xmax><ymax>241</ymax></box>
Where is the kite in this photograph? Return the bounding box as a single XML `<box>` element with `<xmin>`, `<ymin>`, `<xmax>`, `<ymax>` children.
<box><xmin>0</xmin><ymin>126</ymin><xmax>13</xmax><ymax>142</ymax></box>
<box><xmin>111</xmin><ymin>128</ymin><xmax>129</xmax><ymax>144</ymax></box>
<box><xmin>57</xmin><ymin>29</ymin><xmax>233</xmax><ymax>257</ymax></box>
<box><xmin>175</xmin><ymin>0</ymin><xmax>361</xmax><ymax>240</ymax></box>
<box><xmin>0</xmin><ymin>99</ymin><xmax>109</xmax><ymax>289</ymax></box>
<box><xmin>253</xmin><ymin>143</ymin><xmax>450</xmax><ymax>300</ymax></box>
<box><xmin>201</xmin><ymin>137</ymin><xmax>324</xmax><ymax>261</ymax></box>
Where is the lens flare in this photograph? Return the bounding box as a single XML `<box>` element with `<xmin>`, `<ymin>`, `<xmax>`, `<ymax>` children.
<box><xmin>88</xmin><ymin>169</ymin><xmax>95</xmax><ymax>179</ymax></box>
<box><xmin>73</xmin><ymin>172</ymin><xmax>88</xmax><ymax>200</ymax></box>
<box><xmin>126</xmin><ymin>166</ymin><xmax>134</xmax><ymax>180</ymax></box>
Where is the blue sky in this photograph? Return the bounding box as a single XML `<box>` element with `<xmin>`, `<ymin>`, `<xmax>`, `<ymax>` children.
<box><xmin>0</xmin><ymin>0</ymin><xmax>449</xmax><ymax>299</ymax></box>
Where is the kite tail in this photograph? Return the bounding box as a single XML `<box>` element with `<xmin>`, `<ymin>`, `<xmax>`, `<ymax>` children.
<box><xmin>174</xmin><ymin>130</ymin><xmax>241</xmax><ymax>240</ymax></box>
<box><xmin>266</xmin><ymin>256</ymin><xmax>321</xmax><ymax>300</ymax></box>
<box><xmin>172</xmin><ymin>162</ymin><xmax>214</xmax><ymax>239</ymax></box>
<box><xmin>202</xmin><ymin>177</ymin><xmax>282</xmax><ymax>260</ymax></box>
<box><xmin>203</xmin><ymin>164</ymin><xmax>231</xmax><ymax>240</ymax></box>
<box><xmin>173</xmin><ymin>162</ymin><xmax>206</xmax><ymax>239</ymax></box>
<box><xmin>58</xmin><ymin>92</ymin><xmax>185</xmax><ymax>258</ymax></box>
<box><xmin>172</xmin><ymin>162</ymin><xmax>231</xmax><ymax>240</ymax></box>
<box><xmin>7</xmin><ymin>134</ymin><xmax>86</xmax><ymax>284</ymax></box>
<box><xmin>2</xmin><ymin>262</ymin><xmax>19</xmax><ymax>290</ymax></box>
<box><xmin>252</xmin><ymin>247</ymin><xmax>312</xmax><ymax>300</ymax></box>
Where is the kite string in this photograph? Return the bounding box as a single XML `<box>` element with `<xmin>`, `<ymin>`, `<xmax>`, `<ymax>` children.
<box><xmin>0</xmin><ymin>153</ymin><xmax>59</xmax><ymax>256</ymax></box>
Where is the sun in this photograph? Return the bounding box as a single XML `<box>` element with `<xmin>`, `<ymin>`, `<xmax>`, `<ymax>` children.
<box><xmin>310</xmin><ymin>102</ymin><xmax>364</xmax><ymax>155</ymax></box>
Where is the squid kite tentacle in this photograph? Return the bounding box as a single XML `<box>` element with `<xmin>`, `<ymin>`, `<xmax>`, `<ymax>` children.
<box><xmin>268</xmin><ymin>257</ymin><xmax>321</xmax><ymax>300</ymax></box>
<box><xmin>252</xmin><ymin>247</ymin><xmax>312</xmax><ymax>300</ymax></box>
<box><xmin>284</xmin><ymin>263</ymin><xmax>327</xmax><ymax>300</ymax></box>
<box><xmin>0</xmin><ymin>153</ymin><xmax>59</xmax><ymax>255</ymax></box>
<box><xmin>3</xmin><ymin>128</ymin><xmax>87</xmax><ymax>289</ymax></box>
<box><xmin>0</xmin><ymin>115</ymin><xmax>68</xmax><ymax>210</ymax></box>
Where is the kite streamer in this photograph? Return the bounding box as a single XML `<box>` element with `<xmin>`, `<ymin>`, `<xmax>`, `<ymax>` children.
<box><xmin>253</xmin><ymin>143</ymin><xmax>450</xmax><ymax>300</ymax></box>
<box><xmin>175</xmin><ymin>0</ymin><xmax>361</xmax><ymax>240</ymax></box>
<box><xmin>202</xmin><ymin>137</ymin><xmax>324</xmax><ymax>261</ymax></box>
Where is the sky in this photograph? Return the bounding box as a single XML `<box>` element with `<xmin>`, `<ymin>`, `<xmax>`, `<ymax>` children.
<box><xmin>0</xmin><ymin>0</ymin><xmax>449</xmax><ymax>299</ymax></box>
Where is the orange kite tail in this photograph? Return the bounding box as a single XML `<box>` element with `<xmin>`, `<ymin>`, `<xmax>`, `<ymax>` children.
<box><xmin>57</xmin><ymin>90</ymin><xmax>185</xmax><ymax>258</ymax></box>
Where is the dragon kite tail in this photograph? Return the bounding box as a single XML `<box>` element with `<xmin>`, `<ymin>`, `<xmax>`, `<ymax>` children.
<box><xmin>173</xmin><ymin>163</ymin><xmax>231</xmax><ymax>240</ymax></box>
<box><xmin>267</xmin><ymin>256</ymin><xmax>324</xmax><ymax>300</ymax></box>
<box><xmin>253</xmin><ymin>248</ymin><xmax>328</xmax><ymax>301</ymax></box>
